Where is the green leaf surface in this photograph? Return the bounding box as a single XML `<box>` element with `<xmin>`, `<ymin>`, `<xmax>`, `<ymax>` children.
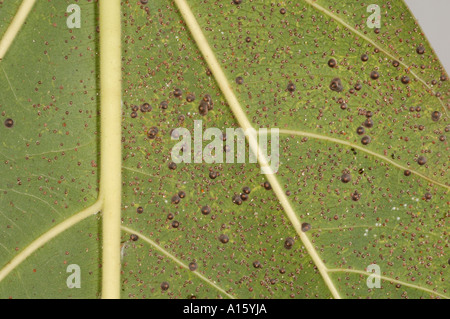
<box><xmin>0</xmin><ymin>0</ymin><xmax>448</xmax><ymax>299</ymax></box>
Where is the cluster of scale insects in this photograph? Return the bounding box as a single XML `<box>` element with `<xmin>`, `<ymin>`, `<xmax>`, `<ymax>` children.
<box><xmin>117</xmin><ymin>0</ymin><xmax>450</xmax><ymax>298</ymax></box>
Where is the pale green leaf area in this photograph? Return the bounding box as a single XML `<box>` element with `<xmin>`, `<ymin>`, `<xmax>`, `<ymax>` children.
<box><xmin>0</xmin><ymin>0</ymin><xmax>100</xmax><ymax>298</ymax></box>
<box><xmin>0</xmin><ymin>0</ymin><xmax>448</xmax><ymax>299</ymax></box>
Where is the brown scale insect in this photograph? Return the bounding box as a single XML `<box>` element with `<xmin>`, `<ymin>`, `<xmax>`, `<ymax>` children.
<box><xmin>189</xmin><ymin>262</ymin><xmax>198</xmax><ymax>271</ymax></box>
<box><xmin>219</xmin><ymin>234</ymin><xmax>229</xmax><ymax>244</ymax></box>
<box><xmin>287</xmin><ymin>82</ymin><xmax>296</xmax><ymax>92</ymax></box>
<box><xmin>417</xmin><ymin>156</ymin><xmax>427</xmax><ymax>166</ymax></box>
<box><xmin>209</xmin><ymin>171</ymin><xmax>218</xmax><ymax>179</ymax></box>
<box><xmin>301</xmin><ymin>223</ymin><xmax>312</xmax><ymax>232</ymax></box>
<box><xmin>330</xmin><ymin>78</ymin><xmax>343</xmax><ymax>92</ymax></box>
<box><xmin>171</xmin><ymin>221</ymin><xmax>180</xmax><ymax>228</ymax></box>
<box><xmin>361</xmin><ymin>136</ymin><xmax>371</xmax><ymax>145</ymax></box>
<box><xmin>130</xmin><ymin>234</ymin><xmax>139</xmax><ymax>242</ymax></box>
<box><xmin>203</xmin><ymin>94</ymin><xmax>212</xmax><ymax>103</ymax></box>
<box><xmin>284</xmin><ymin>237</ymin><xmax>295</xmax><ymax>249</ymax></box>
<box><xmin>137</xmin><ymin>207</ymin><xmax>144</xmax><ymax>214</ymax></box>
<box><xmin>356</xmin><ymin>127</ymin><xmax>365</xmax><ymax>135</ymax></box>
<box><xmin>203</xmin><ymin>94</ymin><xmax>214</xmax><ymax>110</ymax></box>
<box><xmin>401</xmin><ymin>76</ymin><xmax>410</xmax><ymax>84</ymax></box>
<box><xmin>361</xmin><ymin>54</ymin><xmax>369</xmax><ymax>62</ymax></box>
<box><xmin>351</xmin><ymin>191</ymin><xmax>361</xmax><ymax>201</ymax></box>
<box><xmin>328</xmin><ymin>58</ymin><xmax>337</xmax><ymax>68</ymax></box>
<box><xmin>233</xmin><ymin>195</ymin><xmax>243</xmax><ymax>205</ymax></box>
<box><xmin>198</xmin><ymin>100</ymin><xmax>209</xmax><ymax>116</ymax></box>
<box><xmin>171</xmin><ymin>195</ymin><xmax>181</xmax><ymax>204</ymax></box>
<box><xmin>168</xmin><ymin>162</ymin><xmax>177</xmax><ymax>170</ymax></box>
<box><xmin>364</xmin><ymin>118</ymin><xmax>374</xmax><ymax>128</ymax></box>
<box><xmin>341</xmin><ymin>173</ymin><xmax>351</xmax><ymax>183</ymax></box>
<box><xmin>431</xmin><ymin>111</ymin><xmax>441</xmax><ymax>122</ymax></box>
<box><xmin>160</xmin><ymin>101</ymin><xmax>168</xmax><ymax>109</ymax></box>
<box><xmin>236</xmin><ymin>76</ymin><xmax>244</xmax><ymax>85</ymax></box>
<box><xmin>416</xmin><ymin>45</ymin><xmax>425</xmax><ymax>55</ymax></box>
<box><xmin>201</xmin><ymin>205</ymin><xmax>211</xmax><ymax>215</ymax></box>
<box><xmin>161</xmin><ymin>282</ymin><xmax>170</xmax><ymax>291</ymax></box>
<box><xmin>186</xmin><ymin>93</ymin><xmax>195</xmax><ymax>103</ymax></box>
<box><xmin>173</xmin><ymin>88</ymin><xmax>182</xmax><ymax>98</ymax></box>
<box><xmin>140</xmin><ymin>103</ymin><xmax>151</xmax><ymax>112</ymax></box>
<box><xmin>370</xmin><ymin>71</ymin><xmax>380</xmax><ymax>80</ymax></box>
<box><xmin>147</xmin><ymin>127</ymin><xmax>159</xmax><ymax>139</ymax></box>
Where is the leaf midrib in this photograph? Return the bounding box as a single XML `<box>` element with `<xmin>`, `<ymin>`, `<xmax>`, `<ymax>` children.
<box><xmin>173</xmin><ymin>0</ymin><xmax>341</xmax><ymax>299</ymax></box>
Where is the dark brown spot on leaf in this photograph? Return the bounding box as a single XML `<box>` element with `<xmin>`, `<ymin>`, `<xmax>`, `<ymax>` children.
<box><xmin>341</xmin><ymin>173</ymin><xmax>351</xmax><ymax>183</ymax></box>
<box><xmin>330</xmin><ymin>78</ymin><xmax>343</xmax><ymax>92</ymax></box>
<box><xmin>416</xmin><ymin>45</ymin><xmax>425</xmax><ymax>55</ymax></box>
<box><xmin>201</xmin><ymin>205</ymin><xmax>211</xmax><ymax>215</ymax></box>
<box><xmin>328</xmin><ymin>59</ymin><xmax>337</xmax><ymax>68</ymax></box>
<box><xmin>4</xmin><ymin>119</ymin><xmax>14</xmax><ymax>128</ymax></box>
<box><xmin>417</xmin><ymin>156</ymin><xmax>427</xmax><ymax>166</ymax></box>
<box><xmin>370</xmin><ymin>71</ymin><xmax>380</xmax><ymax>80</ymax></box>
<box><xmin>219</xmin><ymin>234</ymin><xmax>229</xmax><ymax>244</ymax></box>
<box><xmin>284</xmin><ymin>237</ymin><xmax>295</xmax><ymax>249</ymax></box>
<box><xmin>161</xmin><ymin>282</ymin><xmax>170</xmax><ymax>291</ymax></box>
<box><xmin>301</xmin><ymin>223</ymin><xmax>311</xmax><ymax>232</ymax></box>
<box><xmin>361</xmin><ymin>136</ymin><xmax>371</xmax><ymax>145</ymax></box>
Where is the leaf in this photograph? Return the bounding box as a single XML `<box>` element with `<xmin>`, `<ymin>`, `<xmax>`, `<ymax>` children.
<box><xmin>0</xmin><ymin>0</ymin><xmax>100</xmax><ymax>298</ymax></box>
<box><xmin>0</xmin><ymin>0</ymin><xmax>448</xmax><ymax>299</ymax></box>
